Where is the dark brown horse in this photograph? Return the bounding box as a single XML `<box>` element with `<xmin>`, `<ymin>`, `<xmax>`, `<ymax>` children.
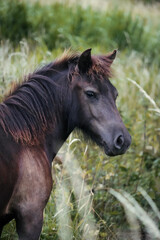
<box><xmin>0</xmin><ymin>49</ymin><xmax>131</xmax><ymax>239</ymax></box>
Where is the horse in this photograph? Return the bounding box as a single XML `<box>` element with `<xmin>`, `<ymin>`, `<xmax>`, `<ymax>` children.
<box><xmin>0</xmin><ymin>48</ymin><xmax>131</xmax><ymax>239</ymax></box>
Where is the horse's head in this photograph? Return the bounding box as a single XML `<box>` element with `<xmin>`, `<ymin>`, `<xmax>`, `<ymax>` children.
<box><xmin>70</xmin><ymin>49</ymin><xmax>131</xmax><ymax>156</ymax></box>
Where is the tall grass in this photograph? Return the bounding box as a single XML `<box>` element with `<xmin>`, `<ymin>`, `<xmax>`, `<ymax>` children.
<box><xmin>54</xmin><ymin>136</ymin><xmax>98</xmax><ymax>240</ymax></box>
<box><xmin>109</xmin><ymin>188</ymin><xmax>160</xmax><ymax>240</ymax></box>
<box><xmin>1</xmin><ymin>0</ymin><xmax>160</xmax><ymax>63</ymax></box>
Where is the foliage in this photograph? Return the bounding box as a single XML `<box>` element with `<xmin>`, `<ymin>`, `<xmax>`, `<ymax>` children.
<box><xmin>0</xmin><ymin>0</ymin><xmax>30</xmax><ymax>43</ymax></box>
<box><xmin>0</xmin><ymin>0</ymin><xmax>160</xmax><ymax>63</ymax></box>
<box><xmin>135</xmin><ymin>0</ymin><xmax>160</xmax><ymax>3</ymax></box>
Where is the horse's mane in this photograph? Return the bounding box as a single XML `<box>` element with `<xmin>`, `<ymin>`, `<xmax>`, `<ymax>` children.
<box><xmin>0</xmin><ymin>50</ymin><xmax>112</xmax><ymax>145</ymax></box>
<box><xmin>0</xmin><ymin>52</ymin><xmax>79</xmax><ymax>145</ymax></box>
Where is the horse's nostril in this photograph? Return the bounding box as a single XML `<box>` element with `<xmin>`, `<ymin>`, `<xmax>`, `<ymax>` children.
<box><xmin>114</xmin><ymin>135</ymin><xmax>124</xmax><ymax>150</ymax></box>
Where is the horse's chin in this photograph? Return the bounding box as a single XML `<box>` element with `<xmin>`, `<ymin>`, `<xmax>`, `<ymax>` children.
<box><xmin>92</xmin><ymin>137</ymin><xmax>115</xmax><ymax>156</ymax></box>
<box><xmin>103</xmin><ymin>141</ymin><xmax>115</xmax><ymax>157</ymax></box>
<box><xmin>103</xmin><ymin>141</ymin><xmax>129</xmax><ymax>157</ymax></box>
<box><xmin>92</xmin><ymin>136</ymin><xmax>115</xmax><ymax>156</ymax></box>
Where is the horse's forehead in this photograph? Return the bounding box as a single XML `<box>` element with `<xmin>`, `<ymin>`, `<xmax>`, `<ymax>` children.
<box><xmin>86</xmin><ymin>71</ymin><xmax>111</xmax><ymax>90</ymax></box>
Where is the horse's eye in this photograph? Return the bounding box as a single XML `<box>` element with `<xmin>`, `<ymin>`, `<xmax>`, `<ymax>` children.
<box><xmin>85</xmin><ymin>91</ymin><xmax>97</xmax><ymax>99</ymax></box>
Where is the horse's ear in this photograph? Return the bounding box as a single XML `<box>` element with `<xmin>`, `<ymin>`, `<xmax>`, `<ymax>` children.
<box><xmin>78</xmin><ymin>48</ymin><xmax>92</xmax><ymax>73</ymax></box>
<box><xmin>100</xmin><ymin>49</ymin><xmax>117</xmax><ymax>68</ymax></box>
<box><xmin>107</xmin><ymin>49</ymin><xmax>117</xmax><ymax>62</ymax></box>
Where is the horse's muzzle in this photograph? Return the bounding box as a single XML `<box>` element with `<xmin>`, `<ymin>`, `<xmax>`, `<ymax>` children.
<box><xmin>103</xmin><ymin>132</ymin><xmax>132</xmax><ymax>156</ymax></box>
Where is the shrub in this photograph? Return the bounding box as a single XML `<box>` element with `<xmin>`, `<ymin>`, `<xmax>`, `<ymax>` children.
<box><xmin>0</xmin><ymin>0</ymin><xmax>31</xmax><ymax>43</ymax></box>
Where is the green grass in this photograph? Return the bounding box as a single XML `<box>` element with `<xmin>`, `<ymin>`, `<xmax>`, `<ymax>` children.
<box><xmin>1</xmin><ymin>0</ymin><xmax>160</xmax><ymax>63</ymax></box>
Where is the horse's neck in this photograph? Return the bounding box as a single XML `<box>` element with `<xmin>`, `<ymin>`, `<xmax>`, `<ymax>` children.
<box><xmin>44</xmin><ymin>117</ymin><xmax>74</xmax><ymax>163</ymax></box>
<box><xmin>44</xmin><ymin>80</ymin><xmax>75</xmax><ymax>163</ymax></box>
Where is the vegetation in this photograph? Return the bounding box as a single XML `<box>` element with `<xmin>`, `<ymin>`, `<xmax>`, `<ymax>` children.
<box><xmin>0</xmin><ymin>0</ymin><xmax>160</xmax><ymax>239</ymax></box>
<box><xmin>1</xmin><ymin>0</ymin><xmax>160</xmax><ymax>63</ymax></box>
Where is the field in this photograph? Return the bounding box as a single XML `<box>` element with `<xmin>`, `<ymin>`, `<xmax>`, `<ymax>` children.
<box><xmin>0</xmin><ymin>0</ymin><xmax>160</xmax><ymax>239</ymax></box>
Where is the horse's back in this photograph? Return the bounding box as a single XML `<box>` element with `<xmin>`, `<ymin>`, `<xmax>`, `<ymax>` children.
<box><xmin>0</xmin><ymin>127</ymin><xmax>20</xmax><ymax>216</ymax></box>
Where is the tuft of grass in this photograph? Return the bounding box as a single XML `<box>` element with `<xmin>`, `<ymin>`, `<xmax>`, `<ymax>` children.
<box><xmin>53</xmin><ymin>136</ymin><xmax>98</xmax><ymax>240</ymax></box>
<box><xmin>127</xmin><ymin>78</ymin><xmax>160</xmax><ymax>115</ymax></box>
<box><xmin>109</xmin><ymin>188</ymin><xmax>160</xmax><ymax>240</ymax></box>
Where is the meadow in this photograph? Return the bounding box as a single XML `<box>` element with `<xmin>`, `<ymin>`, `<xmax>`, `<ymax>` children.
<box><xmin>0</xmin><ymin>0</ymin><xmax>160</xmax><ymax>239</ymax></box>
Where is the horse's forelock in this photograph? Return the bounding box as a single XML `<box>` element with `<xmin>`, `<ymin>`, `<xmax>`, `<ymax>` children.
<box><xmin>86</xmin><ymin>55</ymin><xmax>113</xmax><ymax>82</ymax></box>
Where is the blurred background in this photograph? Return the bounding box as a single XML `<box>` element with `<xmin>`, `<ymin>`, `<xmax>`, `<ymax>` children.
<box><xmin>0</xmin><ymin>0</ymin><xmax>160</xmax><ymax>239</ymax></box>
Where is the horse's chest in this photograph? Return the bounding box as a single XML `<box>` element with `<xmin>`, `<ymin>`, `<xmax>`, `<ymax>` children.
<box><xmin>7</xmin><ymin>148</ymin><xmax>52</xmax><ymax>214</ymax></box>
